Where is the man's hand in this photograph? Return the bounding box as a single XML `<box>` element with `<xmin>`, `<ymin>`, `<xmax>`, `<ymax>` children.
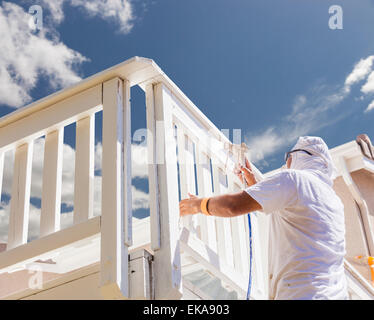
<box><xmin>179</xmin><ymin>193</ymin><xmax>202</xmax><ymax>217</ymax></box>
<box><xmin>234</xmin><ymin>157</ymin><xmax>258</xmax><ymax>187</ymax></box>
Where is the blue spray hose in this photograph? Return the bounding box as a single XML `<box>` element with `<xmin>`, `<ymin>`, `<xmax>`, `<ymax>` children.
<box><xmin>246</xmin><ymin>213</ymin><xmax>253</xmax><ymax>300</ymax></box>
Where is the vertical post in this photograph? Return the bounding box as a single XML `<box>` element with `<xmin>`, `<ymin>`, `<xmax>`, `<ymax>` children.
<box><xmin>145</xmin><ymin>82</ymin><xmax>182</xmax><ymax>299</ymax></box>
<box><xmin>73</xmin><ymin>115</ymin><xmax>95</xmax><ymax>225</ymax></box>
<box><xmin>123</xmin><ymin>79</ymin><xmax>132</xmax><ymax>246</ymax></box>
<box><xmin>145</xmin><ymin>83</ymin><xmax>161</xmax><ymax>251</ymax></box>
<box><xmin>40</xmin><ymin>129</ymin><xmax>64</xmax><ymax>237</ymax></box>
<box><xmin>100</xmin><ymin>77</ymin><xmax>129</xmax><ymax>299</ymax></box>
<box><xmin>195</xmin><ymin>145</ymin><xmax>217</xmax><ymax>252</ymax></box>
<box><xmin>176</xmin><ymin>126</ymin><xmax>195</xmax><ymax>230</ymax></box>
<box><xmin>212</xmin><ymin>163</ymin><xmax>234</xmax><ymax>268</ymax></box>
<box><xmin>7</xmin><ymin>142</ymin><xmax>33</xmax><ymax>250</ymax></box>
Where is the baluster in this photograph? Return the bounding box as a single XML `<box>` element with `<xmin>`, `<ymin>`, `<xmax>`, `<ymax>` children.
<box><xmin>40</xmin><ymin>129</ymin><xmax>64</xmax><ymax>237</ymax></box>
<box><xmin>73</xmin><ymin>115</ymin><xmax>94</xmax><ymax>225</ymax></box>
<box><xmin>7</xmin><ymin>142</ymin><xmax>33</xmax><ymax>250</ymax></box>
<box><xmin>212</xmin><ymin>162</ymin><xmax>234</xmax><ymax>268</ymax></box>
<box><xmin>176</xmin><ymin>126</ymin><xmax>196</xmax><ymax>230</ymax></box>
<box><xmin>195</xmin><ymin>144</ymin><xmax>217</xmax><ymax>252</ymax></box>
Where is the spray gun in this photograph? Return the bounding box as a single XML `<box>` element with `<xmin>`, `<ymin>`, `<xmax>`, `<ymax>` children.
<box><xmin>224</xmin><ymin>142</ymin><xmax>250</xmax><ymax>188</ymax></box>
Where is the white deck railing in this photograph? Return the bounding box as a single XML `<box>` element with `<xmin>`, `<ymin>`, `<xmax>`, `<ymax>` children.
<box><xmin>0</xmin><ymin>57</ymin><xmax>268</xmax><ymax>299</ymax></box>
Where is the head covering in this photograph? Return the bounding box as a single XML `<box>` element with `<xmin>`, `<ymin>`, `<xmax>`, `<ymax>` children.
<box><xmin>289</xmin><ymin>136</ymin><xmax>337</xmax><ymax>186</ymax></box>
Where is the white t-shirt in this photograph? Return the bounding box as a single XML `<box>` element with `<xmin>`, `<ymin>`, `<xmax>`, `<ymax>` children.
<box><xmin>245</xmin><ymin>168</ymin><xmax>348</xmax><ymax>300</ymax></box>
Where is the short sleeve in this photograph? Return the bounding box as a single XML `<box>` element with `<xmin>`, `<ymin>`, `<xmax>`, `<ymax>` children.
<box><xmin>245</xmin><ymin>171</ymin><xmax>297</xmax><ymax>214</ymax></box>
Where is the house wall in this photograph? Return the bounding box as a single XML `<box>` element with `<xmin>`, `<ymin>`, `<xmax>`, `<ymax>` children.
<box><xmin>333</xmin><ymin>176</ymin><xmax>369</xmax><ymax>258</ymax></box>
<box><xmin>333</xmin><ymin>175</ymin><xmax>372</xmax><ymax>282</ymax></box>
<box><xmin>351</xmin><ymin>169</ymin><xmax>374</xmax><ymax>231</ymax></box>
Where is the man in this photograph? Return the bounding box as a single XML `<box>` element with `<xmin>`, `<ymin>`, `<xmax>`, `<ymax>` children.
<box><xmin>179</xmin><ymin>136</ymin><xmax>348</xmax><ymax>300</ymax></box>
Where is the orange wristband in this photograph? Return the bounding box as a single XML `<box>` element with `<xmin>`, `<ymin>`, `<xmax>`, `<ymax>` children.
<box><xmin>201</xmin><ymin>197</ymin><xmax>211</xmax><ymax>216</ymax></box>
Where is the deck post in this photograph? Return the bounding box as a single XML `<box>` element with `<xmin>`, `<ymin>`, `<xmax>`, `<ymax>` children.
<box><xmin>145</xmin><ymin>82</ymin><xmax>183</xmax><ymax>299</ymax></box>
<box><xmin>100</xmin><ymin>77</ymin><xmax>131</xmax><ymax>299</ymax></box>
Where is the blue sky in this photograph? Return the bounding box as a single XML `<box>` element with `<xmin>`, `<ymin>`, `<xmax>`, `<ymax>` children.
<box><xmin>4</xmin><ymin>0</ymin><xmax>374</xmax><ymax>165</ymax></box>
<box><xmin>1</xmin><ymin>0</ymin><xmax>374</xmax><ymax>237</ymax></box>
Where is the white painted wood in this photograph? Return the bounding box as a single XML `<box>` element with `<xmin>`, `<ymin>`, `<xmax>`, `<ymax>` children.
<box><xmin>182</xmin><ymin>280</ymin><xmax>210</xmax><ymax>300</ymax></box>
<box><xmin>145</xmin><ymin>83</ymin><xmax>161</xmax><ymax>251</ymax></box>
<box><xmin>0</xmin><ymin>216</ymin><xmax>100</xmax><ymax>272</ymax></box>
<box><xmin>122</xmin><ymin>80</ymin><xmax>132</xmax><ymax>246</ymax></box>
<box><xmin>0</xmin><ymin>57</ymin><xmax>233</xmax><ymax>163</ymax></box>
<box><xmin>3</xmin><ymin>263</ymin><xmax>101</xmax><ymax>300</ymax></box>
<box><xmin>0</xmin><ymin>85</ymin><xmax>102</xmax><ymax>153</ymax></box>
<box><xmin>339</xmin><ymin>156</ymin><xmax>374</xmax><ymax>255</ymax></box>
<box><xmin>176</xmin><ymin>126</ymin><xmax>196</xmax><ymax>230</ymax></box>
<box><xmin>345</xmin><ymin>259</ymin><xmax>374</xmax><ymax>299</ymax></box>
<box><xmin>40</xmin><ymin>129</ymin><xmax>64</xmax><ymax>237</ymax></box>
<box><xmin>100</xmin><ymin>77</ymin><xmax>129</xmax><ymax>299</ymax></box>
<box><xmin>227</xmin><ymin>174</ymin><xmax>249</xmax><ymax>276</ymax></box>
<box><xmin>195</xmin><ymin>145</ymin><xmax>217</xmax><ymax>252</ymax></box>
<box><xmin>0</xmin><ymin>151</ymin><xmax>4</xmax><ymax>202</ymax></box>
<box><xmin>212</xmin><ymin>164</ymin><xmax>234</xmax><ymax>268</ymax></box>
<box><xmin>171</xmin><ymin>107</ymin><xmax>231</xmax><ymax>174</ymax></box>
<box><xmin>73</xmin><ymin>115</ymin><xmax>95</xmax><ymax>225</ymax></box>
<box><xmin>150</xmin><ymin>82</ymin><xmax>182</xmax><ymax>299</ymax></box>
<box><xmin>0</xmin><ymin>57</ymin><xmax>150</xmax><ymax>129</ymax></box>
<box><xmin>7</xmin><ymin>142</ymin><xmax>33</xmax><ymax>250</ymax></box>
<box><xmin>129</xmin><ymin>249</ymin><xmax>153</xmax><ymax>299</ymax></box>
<box><xmin>180</xmin><ymin>227</ymin><xmax>247</xmax><ymax>295</ymax></box>
<box><xmin>22</xmin><ymin>271</ymin><xmax>102</xmax><ymax>300</ymax></box>
<box><xmin>0</xmin><ymin>56</ymin><xmax>270</xmax><ymax>300</ymax></box>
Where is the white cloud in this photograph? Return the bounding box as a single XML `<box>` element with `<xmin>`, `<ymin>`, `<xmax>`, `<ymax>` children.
<box><xmin>365</xmin><ymin>100</ymin><xmax>374</xmax><ymax>113</ymax></box>
<box><xmin>361</xmin><ymin>71</ymin><xmax>374</xmax><ymax>94</ymax></box>
<box><xmin>245</xmin><ymin>127</ymin><xmax>285</xmax><ymax>163</ymax></box>
<box><xmin>246</xmin><ymin>54</ymin><xmax>374</xmax><ymax>166</ymax></box>
<box><xmin>345</xmin><ymin>55</ymin><xmax>374</xmax><ymax>112</ymax></box>
<box><xmin>70</xmin><ymin>0</ymin><xmax>135</xmax><ymax>34</ymax></box>
<box><xmin>345</xmin><ymin>55</ymin><xmax>374</xmax><ymax>91</ymax></box>
<box><xmin>132</xmin><ymin>186</ymin><xmax>149</xmax><ymax>210</ymax></box>
<box><xmin>245</xmin><ymin>85</ymin><xmax>350</xmax><ymax>167</ymax></box>
<box><xmin>38</xmin><ymin>0</ymin><xmax>135</xmax><ymax>34</ymax></box>
<box><xmin>0</xmin><ymin>1</ymin><xmax>88</xmax><ymax>108</ymax></box>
